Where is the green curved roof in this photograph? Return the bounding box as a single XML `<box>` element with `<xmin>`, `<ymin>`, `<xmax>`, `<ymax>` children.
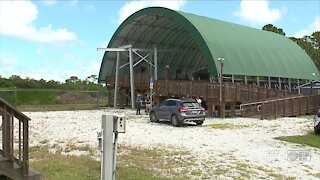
<box><xmin>99</xmin><ymin>7</ymin><xmax>319</xmax><ymax>83</ymax></box>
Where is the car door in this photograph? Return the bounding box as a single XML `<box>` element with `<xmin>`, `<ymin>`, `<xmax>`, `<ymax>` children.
<box><xmin>164</xmin><ymin>100</ymin><xmax>177</xmax><ymax>120</ymax></box>
<box><xmin>156</xmin><ymin>100</ymin><xmax>168</xmax><ymax>119</ymax></box>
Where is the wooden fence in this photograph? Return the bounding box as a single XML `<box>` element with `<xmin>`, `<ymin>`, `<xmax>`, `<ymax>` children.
<box><xmin>154</xmin><ymin>80</ymin><xmax>295</xmax><ymax>103</ymax></box>
<box><xmin>240</xmin><ymin>94</ymin><xmax>320</xmax><ymax>119</ymax></box>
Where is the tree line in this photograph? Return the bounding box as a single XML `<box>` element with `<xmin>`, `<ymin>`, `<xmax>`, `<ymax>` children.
<box><xmin>0</xmin><ymin>75</ymin><xmax>103</xmax><ymax>90</ymax></box>
<box><xmin>262</xmin><ymin>24</ymin><xmax>320</xmax><ymax>70</ymax></box>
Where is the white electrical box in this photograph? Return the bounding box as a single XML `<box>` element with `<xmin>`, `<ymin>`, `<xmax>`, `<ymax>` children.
<box><xmin>113</xmin><ymin>115</ymin><xmax>126</xmax><ymax>133</ymax></box>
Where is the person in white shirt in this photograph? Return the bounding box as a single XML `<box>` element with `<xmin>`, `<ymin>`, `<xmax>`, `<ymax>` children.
<box><xmin>196</xmin><ymin>96</ymin><xmax>202</xmax><ymax>104</ymax></box>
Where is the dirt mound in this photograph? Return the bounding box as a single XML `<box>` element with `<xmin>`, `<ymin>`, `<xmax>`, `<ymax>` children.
<box><xmin>56</xmin><ymin>92</ymin><xmax>96</xmax><ymax>104</ymax></box>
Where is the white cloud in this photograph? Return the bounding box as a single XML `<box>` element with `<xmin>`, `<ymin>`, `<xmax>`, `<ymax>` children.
<box><xmin>69</xmin><ymin>0</ymin><xmax>78</xmax><ymax>7</ymax></box>
<box><xmin>0</xmin><ymin>1</ymin><xmax>77</xmax><ymax>43</ymax></box>
<box><xmin>234</xmin><ymin>0</ymin><xmax>284</xmax><ymax>25</ymax></box>
<box><xmin>42</xmin><ymin>0</ymin><xmax>57</xmax><ymax>6</ymax></box>
<box><xmin>294</xmin><ymin>16</ymin><xmax>320</xmax><ymax>38</ymax></box>
<box><xmin>118</xmin><ymin>0</ymin><xmax>187</xmax><ymax>24</ymax></box>
<box><xmin>75</xmin><ymin>59</ymin><xmax>100</xmax><ymax>77</ymax></box>
<box><xmin>0</xmin><ymin>55</ymin><xmax>17</xmax><ymax>76</ymax></box>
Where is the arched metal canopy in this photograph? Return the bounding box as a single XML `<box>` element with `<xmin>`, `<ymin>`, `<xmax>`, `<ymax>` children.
<box><xmin>98</xmin><ymin>7</ymin><xmax>320</xmax><ymax>83</ymax></box>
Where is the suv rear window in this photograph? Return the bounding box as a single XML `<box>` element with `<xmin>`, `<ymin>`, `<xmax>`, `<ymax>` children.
<box><xmin>181</xmin><ymin>102</ymin><xmax>200</xmax><ymax>108</ymax></box>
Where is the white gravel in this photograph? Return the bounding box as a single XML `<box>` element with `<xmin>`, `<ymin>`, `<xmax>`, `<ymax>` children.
<box><xmin>24</xmin><ymin>108</ymin><xmax>320</xmax><ymax>179</ymax></box>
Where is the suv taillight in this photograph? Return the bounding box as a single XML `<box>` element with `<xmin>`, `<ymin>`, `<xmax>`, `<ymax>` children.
<box><xmin>200</xmin><ymin>107</ymin><xmax>205</xmax><ymax>112</ymax></box>
<box><xmin>179</xmin><ymin>108</ymin><xmax>188</xmax><ymax>112</ymax></box>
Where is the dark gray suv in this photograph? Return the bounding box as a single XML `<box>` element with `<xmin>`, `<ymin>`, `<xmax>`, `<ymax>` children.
<box><xmin>149</xmin><ymin>98</ymin><xmax>206</xmax><ymax>127</ymax></box>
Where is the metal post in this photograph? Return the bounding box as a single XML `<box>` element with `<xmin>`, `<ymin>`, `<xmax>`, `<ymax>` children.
<box><xmin>257</xmin><ymin>76</ymin><xmax>260</xmax><ymax>86</ymax></box>
<box><xmin>101</xmin><ymin>115</ymin><xmax>113</xmax><ymax>180</ymax></box>
<box><xmin>268</xmin><ymin>77</ymin><xmax>271</xmax><ymax>89</ymax></box>
<box><xmin>129</xmin><ymin>48</ymin><xmax>135</xmax><ymax>109</ymax></box>
<box><xmin>150</xmin><ymin>77</ymin><xmax>154</xmax><ymax>109</ymax></box>
<box><xmin>154</xmin><ymin>47</ymin><xmax>158</xmax><ymax>80</ymax></box>
<box><xmin>113</xmin><ymin>132</ymin><xmax>118</xmax><ymax>180</ymax></box>
<box><xmin>278</xmin><ymin>77</ymin><xmax>282</xmax><ymax>90</ymax></box>
<box><xmin>114</xmin><ymin>51</ymin><xmax>120</xmax><ymax>108</ymax></box>
<box><xmin>288</xmin><ymin>78</ymin><xmax>291</xmax><ymax>92</ymax></box>
<box><xmin>232</xmin><ymin>74</ymin><xmax>234</xmax><ymax>83</ymax></box>
<box><xmin>218</xmin><ymin>57</ymin><xmax>224</xmax><ymax>118</ymax></box>
<box><xmin>244</xmin><ymin>75</ymin><xmax>247</xmax><ymax>85</ymax></box>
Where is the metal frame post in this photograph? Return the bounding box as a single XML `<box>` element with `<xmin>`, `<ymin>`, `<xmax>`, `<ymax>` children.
<box><xmin>288</xmin><ymin>78</ymin><xmax>291</xmax><ymax>92</ymax></box>
<box><xmin>114</xmin><ymin>51</ymin><xmax>120</xmax><ymax>108</ymax></box>
<box><xmin>154</xmin><ymin>47</ymin><xmax>158</xmax><ymax>80</ymax></box>
<box><xmin>244</xmin><ymin>75</ymin><xmax>247</xmax><ymax>85</ymax></box>
<box><xmin>218</xmin><ymin>57</ymin><xmax>224</xmax><ymax>118</ymax></box>
<box><xmin>101</xmin><ymin>115</ymin><xmax>113</xmax><ymax>180</ymax></box>
<box><xmin>129</xmin><ymin>48</ymin><xmax>135</xmax><ymax>109</ymax></box>
<box><xmin>268</xmin><ymin>77</ymin><xmax>271</xmax><ymax>89</ymax></box>
<box><xmin>113</xmin><ymin>132</ymin><xmax>118</xmax><ymax>180</ymax></box>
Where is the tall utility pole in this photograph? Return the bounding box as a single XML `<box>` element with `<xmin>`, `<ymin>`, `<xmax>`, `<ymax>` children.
<box><xmin>218</xmin><ymin>57</ymin><xmax>224</xmax><ymax>118</ymax></box>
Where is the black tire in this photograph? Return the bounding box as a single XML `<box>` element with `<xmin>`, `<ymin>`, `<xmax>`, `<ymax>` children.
<box><xmin>315</xmin><ymin>125</ymin><xmax>320</xmax><ymax>134</ymax></box>
<box><xmin>195</xmin><ymin>120</ymin><xmax>204</xmax><ymax>126</ymax></box>
<box><xmin>171</xmin><ymin>115</ymin><xmax>181</xmax><ymax>127</ymax></box>
<box><xmin>150</xmin><ymin>112</ymin><xmax>159</xmax><ymax>123</ymax></box>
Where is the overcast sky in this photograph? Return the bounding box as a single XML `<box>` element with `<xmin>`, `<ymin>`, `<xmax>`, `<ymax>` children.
<box><xmin>0</xmin><ymin>0</ymin><xmax>319</xmax><ymax>82</ymax></box>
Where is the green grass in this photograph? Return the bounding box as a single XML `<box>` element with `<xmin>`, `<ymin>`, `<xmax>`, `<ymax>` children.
<box><xmin>275</xmin><ymin>132</ymin><xmax>320</xmax><ymax>148</ymax></box>
<box><xmin>29</xmin><ymin>146</ymin><xmax>165</xmax><ymax>180</ymax></box>
<box><xmin>29</xmin><ymin>144</ymin><xmax>193</xmax><ymax>180</ymax></box>
<box><xmin>14</xmin><ymin>88</ymin><xmax>108</xmax><ymax>107</ymax></box>
<box><xmin>30</xmin><ymin>146</ymin><xmax>100</xmax><ymax>180</ymax></box>
<box><xmin>28</xmin><ymin>143</ymin><xmax>301</xmax><ymax>179</ymax></box>
<box><xmin>16</xmin><ymin>89</ymin><xmax>58</xmax><ymax>105</ymax></box>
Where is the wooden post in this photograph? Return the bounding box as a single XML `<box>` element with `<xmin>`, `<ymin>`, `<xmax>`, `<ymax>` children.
<box><xmin>306</xmin><ymin>96</ymin><xmax>309</xmax><ymax>112</ymax></box>
<box><xmin>298</xmin><ymin>97</ymin><xmax>301</xmax><ymax>115</ymax></box>
<box><xmin>283</xmin><ymin>99</ymin><xmax>286</xmax><ymax>117</ymax></box>
<box><xmin>291</xmin><ymin>98</ymin><xmax>294</xmax><ymax>116</ymax></box>
<box><xmin>257</xmin><ymin>86</ymin><xmax>260</xmax><ymax>100</ymax></box>
<box><xmin>261</xmin><ymin>103</ymin><xmax>264</xmax><ymax>120</ymax></box>
<box><xmin>9</xmin><ymin>115</ymin><xmax>13</xmax><ymax>161</ymax></box>
<box><xmin>247</xmin><ymin>84</ymin><xmax>250</xmax><ymax>101</ymax></box>
<box><xmin>207</xmin><ymin>103</ymin><xmax>213</xmax><ymax>117</ymax></box>
<box><xmin>275</xmin><ymin>101</ymin><xmax>277</xmax><ymax>119</ymax></box>
<box><xmin>23</xmin><ymin>119</ymin><xmax>29</xmax><ymax>179</ymax></box>
<box><xmin>221</xmin><ymin>84</ymin><xmax>226</xmax><ymax>118</ymax></box>
<box><xmin>231</xmin><ymin>101</ymin><xmax>236</xmax><ymax>117</ymax></box>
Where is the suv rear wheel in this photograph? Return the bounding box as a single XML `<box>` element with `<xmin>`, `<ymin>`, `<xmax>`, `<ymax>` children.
<box><xmin>171</xmin><ymin>115</ymin><xmax>181</xmax><ymax>127</ymax></box>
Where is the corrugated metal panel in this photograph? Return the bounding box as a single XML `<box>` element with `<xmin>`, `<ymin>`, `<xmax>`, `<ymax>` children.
<box><xmin>98</xmin><ymin>7</ymin><xmax>320</xmax><ymax>83</ymax></box>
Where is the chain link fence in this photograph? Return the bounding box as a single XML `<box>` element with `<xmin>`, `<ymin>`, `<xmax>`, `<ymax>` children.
<box><xmin>0</xmin><ymin>88</ymin><xmax>16</xmax><ymax>107</ymax></box>
<box><xmin>0</xmin><ymin>88</ymin><xmax>109</xmax><ymax>109</ymax></box>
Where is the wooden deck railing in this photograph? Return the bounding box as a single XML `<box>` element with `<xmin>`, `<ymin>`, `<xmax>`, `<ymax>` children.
<box><xmin>0</xmin><ymin>98</ymin><xmax>35</xmax><ymax>179</ymax></box>
<box><xmin>154</xmin><ymin>80</ymin><xmax>296</xmax><ymax>103</ymax></box>
<box><xmin>240</xmin><ymin>94</ymin><xmax>320</xmax><ymax>119</ymax></box>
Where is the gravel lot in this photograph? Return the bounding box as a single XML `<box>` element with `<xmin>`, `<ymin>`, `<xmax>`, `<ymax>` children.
<box><xmin>24</xmin><ymin>108</ymin><xmax>320</xmax><ymax>179</ymax></box>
